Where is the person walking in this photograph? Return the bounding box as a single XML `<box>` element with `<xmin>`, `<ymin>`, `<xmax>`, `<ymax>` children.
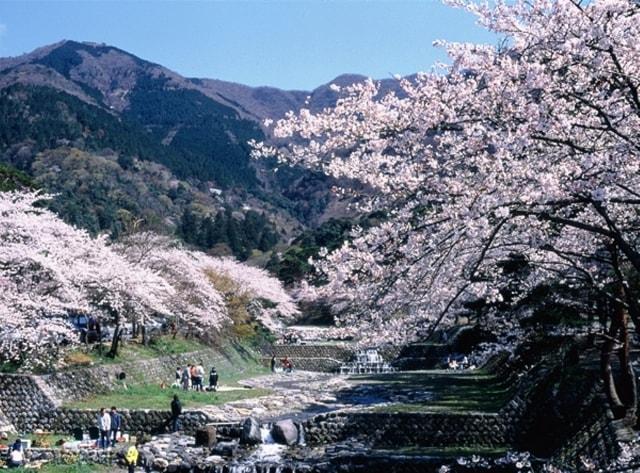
<box><xmin>209</xmin><ymin>366</ymin><xmax>218</xmax><ymax>391</ymax></box>
<box><xmin>125</xmin><ymin>442</ymin><xmax>139</xmax><ymax>473</ymax></box>
<box><xmin>170</xmin><ymin>394</ymin><xmax>182</xmax><ymax>433</ymax></box>
<box><xmin>98</xmin><ymin>408</ymin><xmax>111</xmax><ymax>448</ymax></box>
<box><xmin>109</xmin><ymin>406</ymin><xmax>122</xmax><ymax>447</ymax></box>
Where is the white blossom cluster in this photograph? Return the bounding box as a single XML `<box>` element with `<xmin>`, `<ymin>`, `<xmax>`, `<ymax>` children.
<box><xmin>253</xmin><ymin>0</ymin><xmax>640</xmax><ymax>345</ymax></box>
<box><xmin>1</xmin><ymin>192</ymin><xmax>299</xmax><ymax>366</ymax></box>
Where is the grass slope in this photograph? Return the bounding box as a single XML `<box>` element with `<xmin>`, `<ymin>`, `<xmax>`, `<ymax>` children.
<box><xmin>351</xmin><ymin>369</ymin><xmax>514</xmax><ymax>414</ymax></box>
<box><xmin>64</xmin><ymin>336</ymin><xmax>270</xmax><ymax>410</ymax></box>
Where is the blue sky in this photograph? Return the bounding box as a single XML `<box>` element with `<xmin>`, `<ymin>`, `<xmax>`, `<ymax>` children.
<box><xmin>0</xmin><ymin>1</ymin><xmax>496</xmax><ymax>90</ymax></box>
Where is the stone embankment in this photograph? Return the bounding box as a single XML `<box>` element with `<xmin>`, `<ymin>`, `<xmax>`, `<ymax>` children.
<box><xmin>0</xmin><ymin>348</ymin><xmax>231</xmax><ymax>434</ymax></box>
<box><xmin>305</xmin><ymin>411</ymin><xmax>508</xmax><ymax>448</ymax></box>
<box><xmin>260</xmin><ymin>344</ymin><xmax>354</xmax><ymax>372</ymax></box>
<box><xmin>262</xmin><ymin>342</ymin><xmax>456</xmax><ymax>373</ymax></box>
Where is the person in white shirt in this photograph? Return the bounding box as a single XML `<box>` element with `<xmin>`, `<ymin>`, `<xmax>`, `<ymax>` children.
<box><xmin>9</xmin><ymin>448</ymin><xmax>24</xmax><ymax>467</ymax></box>
<box><xmin>98</xmin><ymin>408</ymin><xmax>111</xmax><ymax>448</ymax></box>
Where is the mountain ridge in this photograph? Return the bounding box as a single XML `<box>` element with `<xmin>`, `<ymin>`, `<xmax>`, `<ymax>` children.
<box><xmin>0</xmin><ymin>40</ymin><xmax>399</xmax><ymax>261</ymax></box>
<box><xmin>0</xmin><ymin>40</ymin><xmax>404</xmax><ymax>120</ymax></box>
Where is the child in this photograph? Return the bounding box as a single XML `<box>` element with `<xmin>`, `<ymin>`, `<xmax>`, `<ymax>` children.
<box><xmin>125</xmin><ymin>443</ymin><xmax>139</xmax><ymax>473</ymax></box>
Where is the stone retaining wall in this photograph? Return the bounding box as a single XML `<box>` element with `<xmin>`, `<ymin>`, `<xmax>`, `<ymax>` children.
<box><xmin>550</xmin><ymin>403</ymin><xmax>620</xmax><ymax>470</ymax></box>
<box><xmin>40</xmin><ymin>409</ymin><xmax>214</xmax><ymax>436</ymax></box>
<box><xmin>0</xmin><ymin>374</ymin><xmax>57</xmax><ymax>433</ymax></box>
<box><xmin>259</xmin><ymin>357</ymin><xmax>343</xmax><ymax>372</ymax></box>
<box><xmin>0</xmin><ymin>407</ymin><xmax>14</xmax><ymax>433</ymax></box>
<box><xmin>0</xmin><ymin>349</ymin><xmax>231</xmax><ymax>435</ymax></box>
<box><xmin>268</xmin><ymin>344</ymin><xmax>354</xmax><ymax>360</ymax></box>
<box><xmin>304</xmin><ymin>411</ymin><xmax>508</xmax><ymax>448</ymax></box>
<box><xmin>260</xmin><ymin>344</ymin><xmax>355</xmax><ymax>373</ymax></box>
<box><xmin>261</xmin><ymin>344</ymin><xmax>406</xmax><ymax>373</ymax></box>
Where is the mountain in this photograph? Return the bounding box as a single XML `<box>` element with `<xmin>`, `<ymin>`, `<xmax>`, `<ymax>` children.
<box><xmin>0</xmin><ymin>40</ymin><xmax>402</xmax><ymax>259</ymax></box>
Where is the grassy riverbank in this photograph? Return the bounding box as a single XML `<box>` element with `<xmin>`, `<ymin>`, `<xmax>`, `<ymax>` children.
<box><xmin>353</xmin><ymin>369</ymin><xmax>514</xmax><ymax>414</ymax></box>
<box><xmin>66</xmin><ymin>383</ymin><xmax>270</xmax><ymax>410</ymax></box>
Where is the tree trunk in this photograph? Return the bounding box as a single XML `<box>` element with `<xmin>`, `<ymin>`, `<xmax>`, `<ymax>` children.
<box><xmin>616</xmin><ymin>289</ymin><xmax>637</xmax><ymax>423</ymax></box>
<box><xmin>108</xmin><ymin>310</ymin><xmax>121</xmax><ymax>358</ymax></box>
<box><xmin>142</xmin><ymin>325</ymin><xmax>148</xmax><ymax>346</ymax></box>
<box><xmin>601</xmin><ymin>332</ymin><xmax>626</xmax><ymax>418</ymax></box>
<box><xmin>609</xmin><ymin>246</ymin><xmax>639</xmax><ymax>422</ymax></box>
<box><xmin>617</xmin><ymin>325</ymin><xmax>637</xmax><ymax>423</ymax></box>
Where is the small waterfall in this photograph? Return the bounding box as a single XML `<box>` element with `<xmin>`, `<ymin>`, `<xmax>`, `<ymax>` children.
<box><xmin>339</xmin><ymin>348</ymin><xmax>396</xmax><ymax>374</ymax></box>
<box><xmin>297</xmin><ymin>423</ymin><xmax>306</xmax><ymax>446</ymax></box>
<box><xmin>260</xmin><ymin>425</ymin><xmax>274</xmax><ymax>444</ymax></box>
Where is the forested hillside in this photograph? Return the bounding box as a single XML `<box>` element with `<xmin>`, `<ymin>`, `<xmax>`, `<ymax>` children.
<box><xmin>0</xmin><ymin>40</ymin><xmax>394</xmax><ymax>261</ymax></box>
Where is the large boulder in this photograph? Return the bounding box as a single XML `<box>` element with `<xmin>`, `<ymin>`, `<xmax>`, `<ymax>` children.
<box><xmin>195</xmin><ymin>426</ymin><xmax>217</xmax><ymax>447</ymax></box>
<box><xmin>153</xmin><ymin>458</ymin><xmax>169</xmax><ymax>471</ymax></box>
<box><xmin>271</xmin><ymin>419</ymin><xmax>298</xmax><ymax>446</ymax></box>
<box><xmin>241</xmin><ymin>417</ymin><xmax>261</xmax><ymax>445</ymax></box>
<box><xmin>210</xmin><ymin>440</ymin><xmax>238</xmax><ymax>457</ymax></box>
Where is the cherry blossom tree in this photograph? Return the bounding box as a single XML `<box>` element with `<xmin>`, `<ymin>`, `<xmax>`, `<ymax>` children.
<box><xmin>0</xmin><ymin>191</ymin><xmax>172</xmax><ymax>366</ymax></box>
<box><xmin>115</xmin><ymin>232</ymin><xmax>229</xmax><ymax>339</ymax></box>
<box><xmin>116</xmin><ymin>233</ymin><xmax>299</xmax><ymax>335</ymax></box>
<box><xmin>253</xmin><ymin>0</ymin><xmax>640</xmax><ymax>416</ymax></box>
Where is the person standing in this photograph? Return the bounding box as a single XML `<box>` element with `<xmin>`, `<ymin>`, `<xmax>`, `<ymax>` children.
<box><xmin>8</xmin><ymin>442</ymin><xmax>24</xmax><ymax>468</ymax></box>
<box><xmin>195</xmin><ymin>363</ymin><xmax>205</xmax><ymax>392</ymax></box>
<box><xmin>181</xmin><ymin>366</ymin><xmax>190</xmax><ymax>391</ymax></box>
<box><xmin>270</xmin><ymin>354</ymin><xmax>276</xmax><ymax>372</ymax></box>
<box><xmin>98</xmin><ymin>408</ymin><xmax>111</xmax><ymax>448</ymax></box>
<box><xmin>175</xmin><ymin>366</ymin><xmax>181</xmax><ymax>385</ymax></box>
<box><xmin>170</xmin><ymin>394</ymin><xmax>182</xmax><ymax>433</ymax></box>
<box><xmin>125</xmin><ymin>442</ymin><xmax>139</xmax><ymax>473</ymax></box>
<box><xmin>209</xmin><ymin>366</ymin><xmax>218</xmax><ymax>391</ymax></box>
<box><xmin>109</xmin><ymin>406</ymin><xmax>122</xmax><ymax>447</ymax></box>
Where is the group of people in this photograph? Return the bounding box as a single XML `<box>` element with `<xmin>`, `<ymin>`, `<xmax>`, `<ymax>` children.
<box><xmin>175</xmin><ymin>364</ymin><xmax>218</xmax><ymax>391</ymax></box>
<box><xmin>97</xmin><ymin>406</ymin><xmax>122</xmax><ymax>448</ymax></box>
<box><xmin>270</xmin><ymin>355</ymin><xmax>293</xmax><ymax>373</ymax></box>
<box><xmin>446</xmin><ymin>355</ymin><xmax>475</xmax><ymax>371</ymax></box>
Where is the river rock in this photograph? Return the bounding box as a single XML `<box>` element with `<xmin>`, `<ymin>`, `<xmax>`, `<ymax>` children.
<box><xmin>241</xmin><ymin>417</ymin><xmax>261</xmax><ymax>445</ymax></box>
<box><xmin>272</xmin><ymin>419</ymin><xmax>299</xmax><ymax>445</ymax></box>
<box><xmin>210</xmin><ymin>440</ymin><xmax>238</xmax><ymax>457</ymax></box>
<box><xmin>153</xmin><ymin>457</ymin><xmax>169</xmax><ymax>470</ymax></box>
<box><xmin>195</xmin><ymin>426</ymin><xmax>216</xmax><ymax>447</ymax></box>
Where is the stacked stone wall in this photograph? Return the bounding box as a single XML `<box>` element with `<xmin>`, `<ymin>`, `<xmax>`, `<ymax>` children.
<box><xmin>550</xmin><ymin>403</ymin><xmax>620</xmax><ymax>470</ymax></box>
<box><xmin>0</xmin><ymin>407</ymin><xmax>15</xmax><ymax>433</ymax></box>
<box><xmin>0</xmin><ymin>349</ymin><xmax>232</xmax><ymax>435</ymax></box>
<box><xmin>40</xmin><ymin>409</ymin><xmax>214</xmax><ymax>436</ymax></box>
<box><xmin>304</xmin><ymin>412</ymin><xmax>508</xmax><ymax>448</ymax></box>
<box><xmin>0</xmin><ymin>374</ymin><xmax>57</xmax><ymax>433</ymax></box>
<box><xmin>260</xmin><ymin>344</ymin><xmax>355</xmax><ymax>372</ymax></box>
